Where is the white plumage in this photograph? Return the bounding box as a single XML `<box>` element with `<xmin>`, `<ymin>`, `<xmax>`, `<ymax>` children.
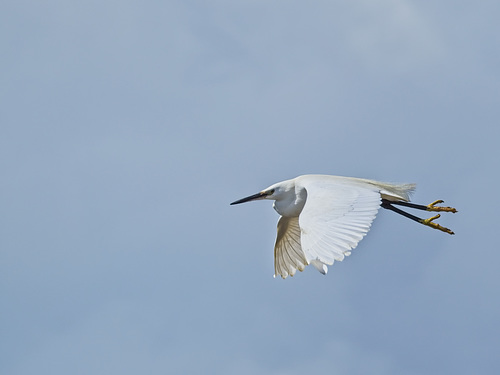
<box><xmin>231</xmin><ymin>174</ymin><xmax>455</xmax><ymax>279</ymax></box>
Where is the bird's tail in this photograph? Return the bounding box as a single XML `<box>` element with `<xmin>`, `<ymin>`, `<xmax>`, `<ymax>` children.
<box><xmin>374</xmin><ymin>181</ymin><xmax>416</xmax><ymax>202</ymax></box>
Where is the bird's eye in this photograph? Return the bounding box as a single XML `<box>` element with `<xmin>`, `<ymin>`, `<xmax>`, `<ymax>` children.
<box><xmin>267</xmin><ymin>189</ymin><xmax>275</xmax><ymax>195</ymax></box>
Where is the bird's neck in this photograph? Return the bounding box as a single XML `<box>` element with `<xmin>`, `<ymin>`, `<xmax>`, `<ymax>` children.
<box><xmin>272</xmin><ymin>187</ymin><xmax>306</xmax><ymax>217</ymax></box>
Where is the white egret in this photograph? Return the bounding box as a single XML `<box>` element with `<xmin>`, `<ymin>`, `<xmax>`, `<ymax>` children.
<box><xmin>230</xmin><ymin>175</ymin><xmax>456</xmax><ymax>279</ymax></box>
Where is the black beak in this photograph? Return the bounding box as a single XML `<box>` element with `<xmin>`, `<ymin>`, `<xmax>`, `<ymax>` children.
<box><xmin>230</xmin><ymin>192</ymin><xmax>267</xmax><ymax>205</ymax></box>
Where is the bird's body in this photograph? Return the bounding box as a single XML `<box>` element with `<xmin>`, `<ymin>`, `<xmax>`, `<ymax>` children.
<box><xmin>231</xmin><ymin>175</ymin><xmax>456</xmax><ymax>279</ymax></box>
<box><xmin>267</xmin><ymin>175</ymin><xmax>414</xmax><ymax>216</ymax></box>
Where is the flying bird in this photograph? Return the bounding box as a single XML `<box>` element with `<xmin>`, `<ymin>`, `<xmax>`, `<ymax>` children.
<box><xmin>230</xmin><ymin>175</ymin><xmax>457</xmax><ymax>279</ymax></box>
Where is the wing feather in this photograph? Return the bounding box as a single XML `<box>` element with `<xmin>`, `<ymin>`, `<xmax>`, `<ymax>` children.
<box><xmin>274</xmin><ymin>216</ymin><xmax>308</xmax><ymax>279</ymax></box>
<box><xmin>297</xmin><ymin>176</ymin><xmax>382</xmax><ymax>274</ymax></box>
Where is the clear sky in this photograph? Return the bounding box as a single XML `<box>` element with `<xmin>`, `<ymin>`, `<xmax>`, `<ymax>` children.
<box><xmin>2</xmin><ymin>1</ymin><xmax>499</xmax><ymax>374</ymax></box>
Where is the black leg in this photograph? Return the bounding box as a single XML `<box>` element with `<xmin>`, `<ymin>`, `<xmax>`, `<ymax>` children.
<box><xmin>381</xmin><ymin>200</ymin><xmax>455</xmax><ymax>235</ymax></box>
<box><xmin>381</xmin><ymin>201</ymin><xmax>423</xmax><ymax>223</ymax></box>
<box><xmin>382</xmin><ymin>198</ymin><xmax>457</xmax><ymax>213</ymax></box>
<box><xmin>382</xmin><ymin>199</ymin><xmax>428</xmax><ymax>211</ymax></box>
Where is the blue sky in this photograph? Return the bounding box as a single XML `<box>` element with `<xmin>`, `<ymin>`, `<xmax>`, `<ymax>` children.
<box><xmin>2</xmin><ymin>1</ymin><xmax>499</xmax><ymax>374</ymax></box>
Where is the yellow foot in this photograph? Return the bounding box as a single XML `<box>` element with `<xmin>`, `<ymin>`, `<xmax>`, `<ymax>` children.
<box><xmin>427</xmin><ymin>200</ymin><xmax>457</xmax><ymax>213</ymax></box>
<box><xmin>420</xmin><ymin>214</ymin><xmax>455</xmax><ymax>235</ymax></box>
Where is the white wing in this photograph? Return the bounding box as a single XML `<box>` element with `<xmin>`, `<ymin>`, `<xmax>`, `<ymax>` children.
<box><xmin>274</xmin><ymin>216</ymin><xmax>308</xmax><ymax>279</ymax></box>
<box><xmin>297</xmin><ymin>176</ymin><xmax>382</xmax><ymax>273</ymax></box>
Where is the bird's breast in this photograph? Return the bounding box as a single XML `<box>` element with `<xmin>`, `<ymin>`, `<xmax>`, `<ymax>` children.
<box><xmin>272</xmin><ymin>187</ymin><xmax>307</xmax><ymax>217</ymax></box>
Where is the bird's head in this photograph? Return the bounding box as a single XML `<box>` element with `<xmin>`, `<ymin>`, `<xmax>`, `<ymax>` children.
<box><xmin>230</xmin><ymin>188</ymin><xmax>275</xmax><ymax>205</ymax></box>
<box><xmin>230</xmin><ymin>180</ymin><xmax>295</xmax><ymax>205</ymax></box>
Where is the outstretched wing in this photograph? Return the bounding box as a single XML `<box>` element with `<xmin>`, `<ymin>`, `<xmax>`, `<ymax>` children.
<box><xmin>297</xmin><ymin>176</ymin><xmax>382</xmax><ymax>274</ymax></box>
<box><xmin>274</xmin><ymin>216</ymin><xmax>308</xmax><ymax>279</ymax></box>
